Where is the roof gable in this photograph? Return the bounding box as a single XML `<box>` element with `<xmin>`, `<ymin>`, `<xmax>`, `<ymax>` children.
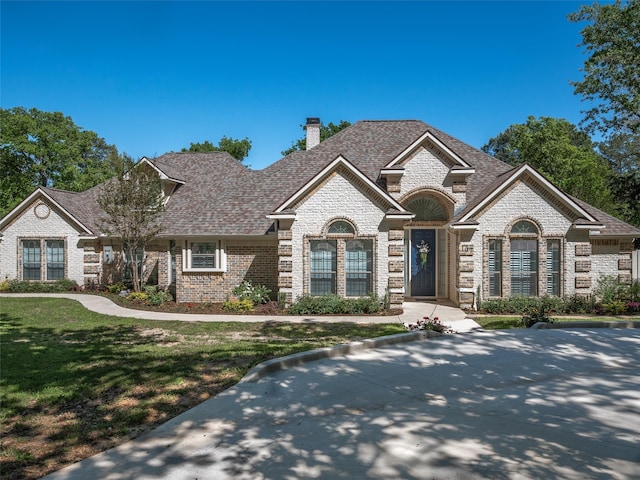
<box><xmin>385</xmin><ymin>130</ymin><xmax>473</xmax><ymax>170</ymax></box>
<box><xmin>0</xmin><ymin>187</ymin><xmax>95</xmax><ymax>235</ymax></box>
<box><xmin>455</xmin><ymin>164</ymin><xmax>601</xmax><ymax>228</ymax></box>
<box><xmin>140</xmin><ymin>157</ymin><xmax>186</xmax><ymax>184</ymax></box>
<box><xmin>270</xmin><ymin>155</ymin><xmax>411</xmax><ymax>219</ymax></box>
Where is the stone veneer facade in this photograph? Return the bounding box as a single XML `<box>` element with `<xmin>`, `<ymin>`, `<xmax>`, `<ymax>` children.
<box><xmin>0</xmin><ymin>200</ymin><xmax>85</xmax><ymax>285</ymax></box>
<box><xmin>284</xmin><ymin>170</ymin><xmax>393</xmax><ymax>304</ymax></box>
<box><xmin>2</xmin><ymin>132</ymin><xmax>638</xmax><ymax>309</ymax></box>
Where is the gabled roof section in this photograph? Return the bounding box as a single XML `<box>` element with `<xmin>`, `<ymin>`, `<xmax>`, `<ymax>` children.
<box><xmin>139</xmin><ymin>156</ymin><xmax>186</xmax><ymax>184</ymax></box>
<box><xmin>0</xmin><ymin>187</ymin><xmax>96</xmax><ymax>235</ymax></box>
<box><xmin>384</xmin><ymin>129</ymin><xmax>473</xmax><ymax>170</ymax></box>
<box><xmin>455</xmin><ymin>163</ymin><xmax>599</xmax><ymax>226</ymax></box>
<box><xmin>270</xmin><ymin>155</ymin><xmax>411</xmax><ymax>218</ymax></box>
<box><xmin>571</xmin><ymin>197</ymin><xmax>640</xmax><ymax>237</ymax></box>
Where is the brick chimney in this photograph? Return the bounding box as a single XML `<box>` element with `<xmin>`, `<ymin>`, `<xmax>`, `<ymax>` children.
<box><xmin>306</xmin><ymin>117</ymin><xmax>320</xmax><ymax>150</ymax></box>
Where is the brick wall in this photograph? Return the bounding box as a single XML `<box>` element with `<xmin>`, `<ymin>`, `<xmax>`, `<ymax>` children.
<box><xmin>290</xmin><ymin>172</ymin><xmax>390</xmax><ymax>301</ymax></box>
<box><xmin>471</xmin><ymin>181</ymin><xmax>574</xmax><ymax>300</ymax></box>
<box><xmin>176</xmin><ymin>241</ymin><xmax>277</xmax><ymax>303</ymax></box>
<box><xmin>0</xmin><ymin>199</ymin><xmax>86</xmax><ymax>284</ymax></box>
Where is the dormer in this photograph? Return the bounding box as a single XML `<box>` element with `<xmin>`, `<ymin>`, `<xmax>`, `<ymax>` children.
<box><xmin>139</xmin><ymin>157</ymin><xmax>186</xmax><ymax>204</ymax></box>
<box><xmin>380</xmin><ymin>130</ymin><xmax>476</xmax><ymax>195</ymax></box>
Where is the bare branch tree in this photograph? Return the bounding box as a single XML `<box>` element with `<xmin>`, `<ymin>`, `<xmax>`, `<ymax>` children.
<box><xmin>97</xmin><ymin>156</ymin><xmax>165</xmax><ymax>291</ymax></box>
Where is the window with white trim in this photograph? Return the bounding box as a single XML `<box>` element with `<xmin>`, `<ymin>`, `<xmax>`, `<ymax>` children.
<box><xmin>183</xmin><ymin>240</ymin><xmax>226</xmax><ymax>271</ymax></box>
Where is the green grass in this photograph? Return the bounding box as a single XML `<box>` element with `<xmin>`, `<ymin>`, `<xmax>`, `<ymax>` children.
<box><xmin>474</xmin><ymin>315</ymin><xmax>640</xmax><ymax>330</ymax></box>
<box><xmin>0</xmin><ymin>297</ymin><xmax>405</xmax><ymax>480</ymax></box>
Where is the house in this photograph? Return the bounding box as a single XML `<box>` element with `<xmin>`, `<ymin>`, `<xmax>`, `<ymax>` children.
<box><xmin>1</xmin><ymin>118</ymin><xmax>638</xmax><ymax>309</ymax></box>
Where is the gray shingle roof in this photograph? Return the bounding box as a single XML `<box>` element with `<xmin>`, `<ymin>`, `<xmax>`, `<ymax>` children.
<box><xmin>26</xmin><ymin>120</ymin><xmax>638</xmax><ymax>238</ymax></box>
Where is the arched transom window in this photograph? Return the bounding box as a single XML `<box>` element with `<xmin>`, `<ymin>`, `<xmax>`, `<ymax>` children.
<box><xmin>327</xmin><ymin>220</ymin><xmax>355</xmax><ymax>234</ymax></box>
<box><xmin>406</xmin><ymin>197</ymin><xmax>447</xmax><ymax>222</ymax></box>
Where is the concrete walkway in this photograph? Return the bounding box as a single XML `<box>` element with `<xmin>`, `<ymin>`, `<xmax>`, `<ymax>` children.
<box><xmin>0</xmin><ymin>293</ymin><xmax>480</xmax><ymax>332</ymax></box>
<box><xmin>42</xmin><ymin>328</ymin><xmax>640</xmax><ymax>480</ymax></box>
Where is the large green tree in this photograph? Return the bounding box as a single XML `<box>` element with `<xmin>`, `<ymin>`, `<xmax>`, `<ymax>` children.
<box><xmin>281</xmin><ymin>120</ymin><xmax>351</xmax><ymax>156</ymax></box>
<box><xmin>598</xmin><ymin>132</ymin><xmax>640</xmax><ymax>226</ymax></box>
<box><xmin>0</xmin><ymin>107</ymin><xmax>117</xmax><ymax>216</ymax></box>
<box><xmin>182</xmin><ymin>136</ymin><xmax>252</xmax><ymax>161</ymax></box>
<box><xmin>482</xmin><ymin>116</ymin><xmax>615</xmax><ymax>213</ymax></box>
<box><xmin>569</xmin><ymin>0</ymin><xmax>640</xmax><ymax>136</ymax></box>
<box><xmin>569</xmin><ymin>0</ymin><xmax>640</xmax><ymax>228</ymax></box>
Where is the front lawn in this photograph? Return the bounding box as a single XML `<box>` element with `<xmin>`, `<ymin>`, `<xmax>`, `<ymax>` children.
<box><xmin>474</xmin><ymin>315</ymin><xmax>640</xmax><ymax>330</ymax></box>
<box><xmin>0</xmin><ymin>297</ymin><xmax>405</xmax><ymax>480</ymax></box>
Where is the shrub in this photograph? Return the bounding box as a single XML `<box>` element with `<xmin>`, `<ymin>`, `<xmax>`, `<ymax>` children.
<box><xmin>144</xmin><ymin>286</ymin><xmax>173</xmax><ymax>306</ymax></box>
<box><xmin>481</xmin><ymin>294</ymin><xmax>602</xmax><ymax>315</ymax></box>
<box><xmin>480</xmin><ymin>296</ymin><xmax>548</xmax><ymax>315</ymax></box>
<box><xmin>126</xmin><ymin>292</ymin><xmax>148</xmax><ymax>302</ymax></box>
<box><xmin>521</xmin><ymin>305</ymin><xmax>554</xmax><ymax>328</ymax></box>
<box><xmin>107</xmin><ymin>282</ymin><xmax>127</xmax><ymax>294</ymax></box>
<box><xmin>0</xmin><ymin>280</ymin><xmax>11</xmax><ymax>292</ymax></box>
<box><xmin>0</xmin><ymin>279</ymin><xmax>79</xmax><ymax>293</ymax></box>
<box><xmin>594</xmin><ymin>275</ymin><xmax>626</xmax><ymax>304</ymax></box>
<box><xmin>222</xmin><ymin>299</ymin><xmax>254</xmax><ymax>313</ymax></box>
<box><xmin>562</xmin><ymin>294</ymin><xmax>597</xmax><ymax>314</ymax></box>
<box><xmin>232</xmin><ymin>281</ymin><xmax>271</xmax><ymax>304</ymax></box>
<box><xmin>288</xmin><ymin>293</ymin><xmax>384</xmax><ymax>315</ymax></box>
<box><xmin>602</xmin><ymin>300</ymin><xmax>628</xmax><ymax>315</ymax></box>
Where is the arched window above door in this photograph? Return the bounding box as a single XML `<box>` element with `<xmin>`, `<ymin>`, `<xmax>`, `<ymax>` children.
<box><xmin>327</xmin><ymin>220</ymin><xmax>355</xmax><ymax>235</ymax></box>
<box><xmin>511</xmin><ymin>220</ymin><xmax>538</xmax><ymax>234</ymax></box>
<box><xmin>406</xmin><ymin>197</ymin><xmax>447</xmax><ymax>222</ymax></box>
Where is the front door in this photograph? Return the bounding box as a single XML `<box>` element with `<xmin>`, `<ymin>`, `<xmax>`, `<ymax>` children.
<box><xmin>410</xmin><ymin>229</ymin><xmax>436</xmax><ymax>296</ymax></box>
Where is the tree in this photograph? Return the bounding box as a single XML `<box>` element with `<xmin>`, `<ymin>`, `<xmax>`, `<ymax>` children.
<box><xmin>281</xmin><ymin>120</ymin><xmax>351</xmax><ymax>156</ymax></box>
<box><xmin>182</xmin><ymin>136</ymin><xmax>252</xmax><ymax>161</ymax></box>
<box><xmin>0</xmin><ymin>107</ymin><xmax>118</xmax><ymax>216</ymax></box>
<box><xmin>482</xmin><ymin>116</ymin><xmax>615</xmax><ymax>213</ymax></box>
<box><xmin>569</xmin><ymin>0</ymin><xmax>640</xmax><ymax>136</ymax></box>
<box><xmin>97</xmin><ymin>155</ymin><xmax>165</xmax><ymax>292</ymax></box>
<box><xmin>598</xmin><ymin>132</ymin><xmax>640</xmax><ymax>226</ymax></box>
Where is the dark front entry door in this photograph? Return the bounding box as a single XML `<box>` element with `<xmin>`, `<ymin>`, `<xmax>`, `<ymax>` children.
<box><xmin>410</xmin><ymin>229</ymin><xmax>436</xmax><ymax>296</ymax></box>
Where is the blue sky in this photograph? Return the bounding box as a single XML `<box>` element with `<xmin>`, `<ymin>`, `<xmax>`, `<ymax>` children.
<box><xmin>1</xmin><ymin>1</ymin><xmax>593</xmax><ymax>170</ymax></box>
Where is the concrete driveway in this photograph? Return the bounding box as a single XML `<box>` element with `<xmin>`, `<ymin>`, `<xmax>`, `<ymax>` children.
<box><xmin>44</xmin><ymin>328</ymin><xmax>640</xmax><ymax>480</ymax></box>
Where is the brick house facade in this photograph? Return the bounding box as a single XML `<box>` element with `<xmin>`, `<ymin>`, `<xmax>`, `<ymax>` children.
<box><xmin>1</xmin><ymin>119</ymin><xmax>638</xmax><ymax>308</ymax></box>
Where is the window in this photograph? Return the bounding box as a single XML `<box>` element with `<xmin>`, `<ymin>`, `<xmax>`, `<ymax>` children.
<box><xmin>184</xmin><ymin>240</ymin><xmax>225</xmax><ymax>271</ymax></box>
<box><xmin>328</xmin><ymin>221</ymin><xmax>354</xmax><ymax>234</ymax></box>
<box><xmin>21</xmin><ymin>239</ymin><xmax>65</xmax><ymax>281</ymax></box>
<box><xmin>169</xmin><ymin>240</ymin><xmax>177</xmax><ymax>284</ymax></box>
<box><xmin>510</xmin><ymin>239</ymin><xmax>538</xmax><ymax>296</ymax></box>
<box><xmin>511</xmin><ymin>220</ymin><xmax>538</xmax><ymax>234</ymax></box>
<box><xmin>46</xmin><ymin>240</ymin><xmax>65</xmax><ymax>280</ymax></box>
<box><xmin>310</xmin><ymin>240</ymin><xmax>336</xmax><ymax>295</ymax></box>
<box><xmin>406</xmin><ymin>197</ymin><xmax>447</xmax><ymax>222</ymax></box>
<box><xmin>546</xmin><ymin>239</ymin><xmax>561</xmax><ymax>296</ymax></box>
<box><xmin>345</xmin><ymin>239</ymin><xmax>372</xmax><ymax>296</ymax></box>
<box><xmin>123</xmin><ymin>247</ymin><xmax>144</xmax><ymax>282</ymax></box>
<box><xmin>488</xmin><ymin>239</ymin><xmax>502</xmax><ymax>297</ymax></box>
<box><xmin>192</xmin><ymin>242</ymin><xmax>216</xmax><ymax>268</ymax></box>
<box><xmin>23</xmin><ymin>240</ymin><xmax>41</xmax><ymax>280</ymax></box>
